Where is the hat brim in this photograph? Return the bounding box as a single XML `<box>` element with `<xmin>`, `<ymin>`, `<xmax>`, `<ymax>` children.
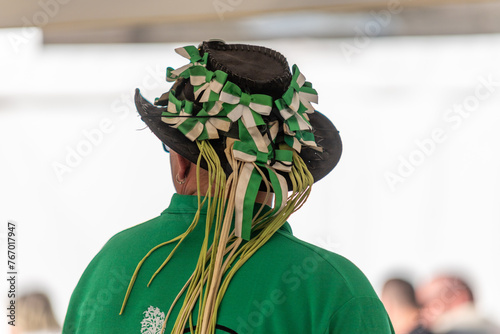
<box><xmin>135</xmin><ymin>88</ymin><xmax>342</xmax><ymax>185</ymax></box>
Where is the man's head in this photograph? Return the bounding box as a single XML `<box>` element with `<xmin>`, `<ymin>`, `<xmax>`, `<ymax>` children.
<box><xmin>382</xmin><ymin>278</ymin><xmax>420</xmax><ymax>311</ymax></box>
<box><xmin>16</xmin><ymin>291</ymin><xmax>60</xmax><ymax>333</ymax></box>
<box><xmin>381</xmin><ymin>278</ymin><xmax>420</xmax><ymax>333</ymax></box>
<box><xmin>417</xmin><ymin>275</ymin><xmax>474</xmax><ymax>328</ymax></box>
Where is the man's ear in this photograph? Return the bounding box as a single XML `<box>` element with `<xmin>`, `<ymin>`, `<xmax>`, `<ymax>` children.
<box><xmin>175</xmin><ymin>153</ymin><xmax>192</xmax><ymax>179</ymax></box>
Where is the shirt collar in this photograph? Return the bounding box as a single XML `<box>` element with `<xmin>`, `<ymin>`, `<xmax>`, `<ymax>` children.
<box><xmin>161</xmin><ymin>193</ymin><xmax>293</xmax><ymax>234</ymax></box>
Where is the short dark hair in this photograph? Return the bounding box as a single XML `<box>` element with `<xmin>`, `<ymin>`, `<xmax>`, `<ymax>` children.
<box><xmin>383</xmin><ymin>278</ymin><xmax>419</xmax><ymax>308</ymax></box>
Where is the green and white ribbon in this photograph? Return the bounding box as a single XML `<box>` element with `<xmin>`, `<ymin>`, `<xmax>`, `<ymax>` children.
<box><xmin>219</xmin><ymin>81</ymin><xmax>273</xmax><ymax>153</ymax></box>
<box><xmin>188</xmin><ymin>66</ymin><xmax>228</xmax><ymax>103</ymax></box>
<box><xmin>166</xmin><ymin>46</ymin><xmax>209</xmax><ymax>82</ymax></box>
<box><xmin>161</xmin><ymin>91</ymin><xmax>230</xmax><ymax>141</ymax></box>
<box><xmin>234</xmin><ymin>162</ymin><xmax>288</xmax><ymax>240</ymax></box>
<box><xmin>275</xmin><ymin>98</ymin><xmax>312</xmax><ymax>132</ymax></box>
<box><xmin>232</xmin><ymin>121</ymin><xmax>292</xmax><ymax>173</ymax></box>
<box><xmin>275</xmin><ymin>65</ymin><xmax>320</xmax><ymax>151</ymax></box>
<box><xmin>232</xmin><ymin>122</ymin><xmax>292</xmax><ymax>240</ymax></box>
<box><xmin>283</xmin><ymin>123</ymin><xmax>318</xmax><ymax>153</ymax></box>
<box><xmin>281</xmin><ymin>64</ymin><xmax>318</xmax><ymax>114</ymax></box>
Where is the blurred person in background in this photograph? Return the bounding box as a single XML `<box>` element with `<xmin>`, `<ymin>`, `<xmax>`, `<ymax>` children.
<box><xmin>11</xmin><ymin>291</ymin><xmax>61</xmax><ymax>334</ymax></box>
<box><xmin>417</xmin><ymin>275</ymin><xmax>500</xmax><ymax>334</ymax></box>
<box><xmin>381</xmin><ymin>278</ymin><xmax>433</xmax><ymax>334</ymax></box>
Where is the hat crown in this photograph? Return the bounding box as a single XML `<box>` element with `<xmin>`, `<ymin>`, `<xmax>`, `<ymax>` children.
<box><xmin>200</xmin><ymin>40</ymin><xmax>292</xmax><ymax>99</ymax></box>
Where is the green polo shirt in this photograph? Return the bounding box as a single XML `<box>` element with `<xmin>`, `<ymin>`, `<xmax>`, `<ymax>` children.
<box><xmin>64</xmin><ymin>194</ymin><xmax>394</xmax><ymax>333</ymax></box>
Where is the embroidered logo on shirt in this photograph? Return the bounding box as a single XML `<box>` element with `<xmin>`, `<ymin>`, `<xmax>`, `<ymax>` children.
<box><xmin>141</xmin><ymin>306</ymin><xmax>166</xmax><ymax>334</ymax></box>
<box><xmin>140</xmin><ymin>305</ymin><xmax>238</xmax><ymax>333</ymax></box>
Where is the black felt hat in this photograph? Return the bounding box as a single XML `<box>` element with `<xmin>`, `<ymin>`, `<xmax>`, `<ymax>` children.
<box><xmin>135</xmin><ymin>40</ymin><xmax>342</xmax><ymax>185</ymax></box>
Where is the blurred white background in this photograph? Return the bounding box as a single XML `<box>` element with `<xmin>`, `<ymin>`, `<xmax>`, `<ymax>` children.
<box><xmin>1</xmin><ymin>8</ymin><xmax>500</xmax><ymax>331</ymax></box>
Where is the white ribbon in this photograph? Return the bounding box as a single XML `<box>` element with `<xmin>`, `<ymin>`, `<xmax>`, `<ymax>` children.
<box><xmin>289</xmin><ymin>71</ymin><xmax>318</xmax><ymax>113</ymax></box>
<box><xmin>166</xmin><ymin>47</ymin><xmax>207</xmax><ymax>82</ymax></box>
<box><xmin>279</xmin><ymin>105</ymin><xmax>313</xmax><ymax>132</ymax></box>
<box><xmin>195</xmin><ymin>80</ymin><xmax>225</xmax><ymax>102</ymax></box>
<box><xmin>219</xmin><ymin>91</ymin><xmax>272</xmax><ymax>153</ymax></box>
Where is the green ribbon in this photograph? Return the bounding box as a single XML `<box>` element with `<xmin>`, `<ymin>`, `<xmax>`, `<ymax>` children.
<box><xmin>233</xmin><ymin>121</ymin><xmax>270</xmax><ymax>164</ymax></box>
<box><xmin>160</xmin><ymin>90</ymin><xmax>184</xmax><ymax>125</ymax></box>
<box><xmin>234</xmin><ymin>162</ymin><xmax>290</xmax><ymax>240</ymax></box>
<box><xmin>275</xmin><ymin>98</ymin><xmax>312</xmax><ymax>133</ymax></box>
<box><xmin>283</xmin><ymin>126</ymin><xmax>317</xmax><ymax>152</ymax></box>
<box><xmin>219</xmin><ymin>81</ymin><xmax>273</xmax><ymax>153</ymax></box>
<box><xmin>233</xmin><ymin>122</ymin><xmax>293</xmax><ymax>240</ymax></box>
<box><xmin>235</xmin><ymin>162</ymin><xmax>288</xmax><ymax>241</ymax></box>
<box><xmin>235</xmin><ymin>163</ymin><xmax>262</xmax><ymax>240</ymax></box>
<box><xmin>220</xmin><ymin>82</ymin><xmax>273</xmax><ymax>123</ymax></box>
<box><xmin>166</xmin><ymin>46</ymin><xmax>209</xmax><ymax>82</ymax></box>
<box><xmin>281</xmin><ymin>64</ymin><xmax>318</xmax><ymax>113</ymax></box>
<box><xmin>275</xmin><ymin>64</ymin><xmax>320</xmax><ymax>152</ymax></box>
<box><xmin>161</xmin><ymin>91</ymin><xmax>230</xmax><ymax>141</ymax></box>
<box><xmin>188</xmin><ymin>66</ymin><xmax>228</xmax><ymax>103</ymax></box>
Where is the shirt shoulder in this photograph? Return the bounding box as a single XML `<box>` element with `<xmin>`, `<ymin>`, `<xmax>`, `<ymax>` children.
<box><xmin>271</xmin><ymin>228</ymin><xmax>381</xmax><ymax>299</ymax></box>
<box><xmin>223</xmin><ymin>228</ymin><xmax>394</xmax><ymax>333</ymax></box>
<box><xmin>274</xmin><ymin>234</ymin><xmax>395</xmax><ymax>333</ymax></box>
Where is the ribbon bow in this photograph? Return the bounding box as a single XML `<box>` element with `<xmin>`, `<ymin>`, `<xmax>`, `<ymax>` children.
<box><xmin>232</xmin><ymin>121</ymin><xmax>293</xmax><ymax>173</ymax></box>
<box><xmin>276</xmin><ymin>65</ymin><xmax>318</xmax><ymax>130</ymax></box>
<box><xmin>188</xmin><ymin>66</ymin><xmax>228</xmax><ymax>103</ymax></box>
<box><xmin>166</xmin><ymin>46</ymin><xmax>208</xmax><ymax>82</ymax></box>
<box><xmin>275</xmin><ymin>65</ymin><xmax>320</xmax><ymax>152</ymax></box>
<box><xmin>281</xmin><ymin>64</ymin><xmax>318</xmax><ymax>114</ymax></box>
<box><xmin>275</xmin><ymin>98</ymin><xmax>312</xmax><ymax>133</ymax></box>
<box><xmin>161</xmin><ymin>92</ymin><xmax>230</xmax><ymax>141</ymax></box>
<box><xmin>219</xmin><ymin>81</ymin><xmax>273</xmax><ymax>153</ymax></box>
<box><xmin>282</xmin><ymin>123</ymin><xmax>318</xmax><ymax>153</ymax></box>
<box><xmin>233</xmin><ymin>122</ymin><xmax>292</xmax><ymax>240</ymax></box>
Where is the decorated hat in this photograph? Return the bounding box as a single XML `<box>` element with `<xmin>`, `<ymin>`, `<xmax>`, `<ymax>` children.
<box><xmin>122</xmin><ymin>40</ymin><xmax>342</xmax><ymax>333</ymax></box>
<box><xmin>135</xmin><ymin>40</ymin><xmax>342</xmax><ymax>188</ymax></box>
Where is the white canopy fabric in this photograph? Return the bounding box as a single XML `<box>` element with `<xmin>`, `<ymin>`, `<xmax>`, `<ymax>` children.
<box><xmin>2</xmin><ymin>0</ymin><xmax>500</xmax><ymax>43</ymax></box>
<box><xmin>2</xmin><ymin>0</ymin><xmax>496</xmax><ymax>32</ymax></box>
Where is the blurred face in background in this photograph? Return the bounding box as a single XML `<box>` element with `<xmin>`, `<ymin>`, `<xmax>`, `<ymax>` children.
<box><xmin>417</xmin><ymin>277</ymin><xmax>470</xmax><ymax>328</ymax></box>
